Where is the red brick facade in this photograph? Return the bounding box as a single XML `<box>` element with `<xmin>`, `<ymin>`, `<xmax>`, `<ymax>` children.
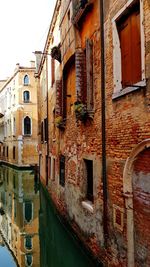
<box><xmin>37</xmin><ymin>0</ymin><xmax>150</xmax><ymax>266</ymax></box>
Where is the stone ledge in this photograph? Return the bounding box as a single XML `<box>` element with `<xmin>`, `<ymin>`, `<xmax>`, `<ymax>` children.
<box><xmin>112</xmin><ymin>85</ymin><xmax>145</xmax><ymax>100</ymax></box>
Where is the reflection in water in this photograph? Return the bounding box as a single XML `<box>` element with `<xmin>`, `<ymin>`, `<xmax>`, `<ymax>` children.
<box><xmin>0</xmin><ymin>165</ymin><xmax>96</xmax><ymax>267</ymax></box>
<box><xmin>40</xmin><ymin>185</ymin><xmax>95</xmax><ymax>267</ymax></box>
<box><xmin>0</xmin><ymin>164</ymin><xmax>40</xmax><ymax>267</ymax></box>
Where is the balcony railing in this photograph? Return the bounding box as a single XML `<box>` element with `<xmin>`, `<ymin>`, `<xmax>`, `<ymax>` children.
<box><xmin>72</xmin><ymin>0</ymin><xmax>94</xmax><ymax>26</ymax></box>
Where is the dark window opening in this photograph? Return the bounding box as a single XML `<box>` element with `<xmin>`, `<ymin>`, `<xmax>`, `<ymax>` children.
<box><xmin>13</xmin><ymin>146</ymin><xmax>16</xmax><ymax>160</ymax></box>
<box><xmin>3</xmin><ymin>146</ymin><xmax>5</xmax><ymax>157</ymax></box>
<box><xmin>117</xmin><ymin>2</ymin><xmax>141</xmax><ymax>88</ymax></box>
<box><xmin>44</xmin><ymin>118</ymin><xmax>48</xmax><ymax>142</ymax></box>
<box><xmin>51</xmin><ymin>58</ymin><xmax>55</xmax><ymax>86</ymax></box>
<box><xmin>23</xmin><ymin>91</ymin><xmax>30</xmax><ymax>103</ymax></box>
<box><xmin>25</xmin><ymin>236</ymin><xmax>32</xmax><ymax>250</ymax></box>
<box><xmin>24</xmin><ymin>201</ymin><xmax>32</xmax><ymax>223</ymax></box>
<box><xmin>24</xmin><ymin>75</ymin><xmax>29</xmax><ymax>85</ymax></box>
<box><xmin>59</xmin><ymin>155</ymin><xmax>65</xmax><ymax>187</ymax></box>
<box><xmin>24</xmin><ymin>116</ymin><xmax>31</xmax><ymax>135</ymax></box>
<box><xmin>6</xmin><ymin>146</ymin><xmax>8</xmax><ymax>157</ymax></box>
<box><xmin>41</xmin><ymin>121</ymin><xmax>43</xmax><ymax>142</ymax></box>
<box><xmin>84</xmin><ymin>159</ymin><xmax>93</xmax><ymax>202</ymax></box>
<box><xmin>25</xmin><ymin>254</ymin><xmax>33</xmax><ymax>267</ymax></box>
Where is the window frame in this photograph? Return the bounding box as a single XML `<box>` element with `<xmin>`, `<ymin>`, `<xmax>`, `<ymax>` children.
<box><xmin>112</xmin><ymin>0</ymin><xmax>146</xmax><ymax>98</ymax></box>
<box><xmin>24</xmin><ymin>235</ymin><xmax>33</xmax><ymax>251</ymax></box>
<box><xmin>23</xmin><ymin>90</ymin><xmax>30</xmax><ymax>103</ymax></box>
<box><xmin>23</xmin><ymin>201</ymin><xmax>33</xmax><ymax>224</ymax></box>
<box><xmin>23</xmin><ymin>116</ymin><xmax>32</xmax><ymax>136</ymax></box>
<box><xmin>23</xmin><ymin>74</ymin><xmax>30</xmax><ymax>86</ymax></box>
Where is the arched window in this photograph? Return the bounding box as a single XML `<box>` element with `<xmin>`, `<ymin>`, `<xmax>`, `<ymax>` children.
<box><xmin>24</xmin><ymin>201</ymin><xmax>33</xmax><ymax>222</ymax></box>
<box><xmin>24</xmin><ymin>75</ymin><xmax>29</xmax><ymax>85</ymax></box>
<box><xmin>23</xmin><ymin>91</ymin><xmax>30</xmax><ymax>103</ymax></box>
<box><xmin>25</xmin><ymin>235</ymin><xmax>32</xmax><ymax>250</ymax></box>
<box><xmin>25</xmin><ymin>254</ymin><xmax>33</xmax><ymax>267</ymax></box>
<box><xmin>24</xmin><ymin>116</ymin><xmax>31</xmax><ymax>135</ymax></box>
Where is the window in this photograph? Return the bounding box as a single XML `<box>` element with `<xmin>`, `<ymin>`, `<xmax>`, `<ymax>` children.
<box><xmin>84</xmin><ymin>159</ymin><xmax>93</xmax><ymax>202</ymax></box>
<box><xmin>117</xmin><ymin>2</ymin><xmax>141</xmax><ymax>87</ymax></box>
<box><xmin>13</xmin><ymin>146</ymin><xmax>16</xmax><ymax>159</ymax></box>
<box><xmin>25</xmin><ymin>254</ymin><xmax>33</xmax><ymax>267</ymax></box>
<box><xmin>59</xmin><ymin>155</ymin><xmax>65</xmax><ymax>187</ymax></box>
<box><xmin>86</xmin><ymin>39</ymin><xmax>93</xmax><ymax>110</ymax></box>
<box><xmin>52</xmin><ymin>109</ymin><xmax>56</xmax><ymax>138</ymax></box>
<box><xmin>112</xmin><ymin>0</ymin><xmax>145</xmax><ymax>94</ymax></box>
<box><xmin>25</xmin><ymin>236</ymin><xmax>32</xmax><ymax>250</ymax></box>
<box><xmin>6</xmin><ymin>146</ymin><xmax>8</xmax><ymax>158</ymax></box>
<box><xmin>23</xmin><ymin>91</ymin><xmax>30</xmax><ymax>103</ymax></box>
<box><xmin>75</xmin><ymin>39</ymin><xmax>93</xmax><ymax>111</ymax></box>
<box><xmin>13</xmin><ymin>117</ymin><xmax>16</xmax><ymax>136</ymax></box>
<box><xmin>52</xmin><ymin>158</ymin><xmax>55</xmax><ymax>180</ymax></box>
<box><xmin>3</xmin><ymin>146</ymin><xmax>5</xmax><ymax>157</ymax></box>
<box><xmin>44</xmin><ymin>118</ymin><xmax>48</xmax><ymax>142</ymax></box>
<box><xmin>24</xmin><ymin>116</ymin><xmax>31</xmax><ymax>135</ymax></box>
<box><xmin>24</xmin><ymin>201</ymin><xmax>33</xmax><ymax>223</ymax></box>
<box><xmin>24</xmin><ymin>75</ymin><xmax>29</xmax><ymax>85</ymax></box>
<box><xmin>51</xmin><ymin>58</ymin><xmax>55</xmax><ymax>86</ymax></box>
<box><xmin>41</xmin><ymin>121</ymin><xmax>43</xmax><ymax>142</ymax></box>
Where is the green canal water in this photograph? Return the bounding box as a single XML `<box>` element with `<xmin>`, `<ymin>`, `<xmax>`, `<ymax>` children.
<box><xmin>0</xmin><ymin>164</ymin><xmax>97</xmax><ymax>267</ymax></box>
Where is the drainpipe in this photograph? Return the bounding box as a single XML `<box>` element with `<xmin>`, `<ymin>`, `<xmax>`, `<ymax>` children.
<box><xmin>100</xmin><ymin>0</ymin><xmax>108</xmax><ymax>247</ymax></box>
<box><xmin>46</xmin><ymin>55</ymin><xmax>49</xmax><ymax>186</ymax></box>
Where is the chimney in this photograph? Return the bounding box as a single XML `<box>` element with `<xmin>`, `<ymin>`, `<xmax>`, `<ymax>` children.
<box><xmin>14</xmin><ymin>63</ymin><xmax>20</xmax><ymax>72</ymax></box>
<box><xmin>34</xmin><ymin>51</ymin><xmax>42</xmax><ymax>73</ymax></box>
<box><xmin>30</xmin><ymin>60</ymin><xmax>35</xmax><ymax>68</ymax></box>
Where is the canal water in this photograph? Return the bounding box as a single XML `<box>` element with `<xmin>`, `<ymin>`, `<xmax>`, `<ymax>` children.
<box><xmin>0</xmin><ymin>164</ymin><xmax>96</xmax><ymax>267</ymax></box>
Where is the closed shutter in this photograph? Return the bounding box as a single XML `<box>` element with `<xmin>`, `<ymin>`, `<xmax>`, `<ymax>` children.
<box><xmin>86</xmin><ymin>39</ymin><xmax>93</xmax><ymax>110</ymax></box>
<box><xmin>118</xmin><ymin>4</ymin><xmax>141</xmax><ymax>87</ymax></box>
<box><xmin>131</xmin><ymin>10</ymin><xmax>141</xmax><ymax>84</ymax></box>
<box><xmin>55</xmin><ymin>80</ymin><xmax>62</xmax><ymax>117</ymax></box>
<box><xmin>75</xmin><ymin>49</ymin><xmax>87</xmax><ymax>103</ymax></box>
<box><xmin>119</xmin><ymin>17</ymin><xmax>132</xmax><ymax>87</ymax></box>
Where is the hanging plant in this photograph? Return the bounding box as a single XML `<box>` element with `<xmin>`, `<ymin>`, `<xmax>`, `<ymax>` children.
<box><xmin>51</xmin><ymin>45</ymin><xmax>61</xmax><ymax>63</ymax></box>
<box><xmin>74</xmin><ymin>101</ymin><xmax>88</xmax><ymax>122</ymax></box>
<box><xmin>55</xmin><ymin>116</ymin><xmax>65</xmax><ymax>130</ymax></box>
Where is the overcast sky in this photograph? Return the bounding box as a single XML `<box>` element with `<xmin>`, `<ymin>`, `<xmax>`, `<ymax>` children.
<box><xmin>0</xmin><ymin>0</ymin><xmax>56</xmax><ymax>79</ymax></box>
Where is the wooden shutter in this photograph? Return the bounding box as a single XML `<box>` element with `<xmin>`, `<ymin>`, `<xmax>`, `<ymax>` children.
<box><xmin>131</xmin><ymin>9</ymin><xmax>141</xmax><ymax>84</ymax></box>
<box><xmin>86</xmin><ymin>39</ymin><xmax>93</xmax><ymax>110</ymax></box>
<box><xmin>75</xmin><ymin>49</ymin><xmax>87</xmax><ymax>103</ymax></box>
<box><xmin>55</xmin><ymin>80</ymin><xmax>62</xmax><ymax>117</ymax></box>
<box><xmin>119</xmin><ymin>17</ymin><xmax>132</xmax><ymax>87</ymax></box>
<box><xmin>118</xmin><ymin>4</ymin><xmax>141</xmax><ymax>87</ymax></box>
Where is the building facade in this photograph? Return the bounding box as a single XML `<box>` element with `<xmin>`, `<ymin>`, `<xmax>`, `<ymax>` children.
<box><xmin>36</xmin><ymin>0</ymin><xmax>150</xmax><ymax>266</ymax></box>
<box><xmin>0</xmin><ymin>165</ymin><xmax>40</xmax><ymax>267</ymax></box>
<box><xmin>0</xmin><ymin>62</ymin><xmax>38</xmax><ymax>167</ymax></box>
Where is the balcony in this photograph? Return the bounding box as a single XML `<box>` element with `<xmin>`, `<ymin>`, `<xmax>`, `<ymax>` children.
<box><xmin>72</xmin><ymin>0</ymin><xmax>94</xmax><ymax>27</ymax></box>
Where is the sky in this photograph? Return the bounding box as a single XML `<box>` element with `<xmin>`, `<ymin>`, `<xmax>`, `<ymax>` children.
<box><xmin>0</xmin><ymin>0</ymin><xmax>56</xmax><ymax>79</ymax></box>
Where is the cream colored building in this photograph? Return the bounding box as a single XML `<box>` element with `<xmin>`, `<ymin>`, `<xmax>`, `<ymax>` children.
<box><xmin>0</xmin><ymin>62</ymin><xmax>38</xmax><ymax>166</ymax></box>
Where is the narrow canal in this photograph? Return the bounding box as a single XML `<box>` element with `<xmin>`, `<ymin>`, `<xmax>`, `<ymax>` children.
<box><xmin>0</xmin><ymin>164</ymin><xmax>96</xmax><ymax>267</ymax></box>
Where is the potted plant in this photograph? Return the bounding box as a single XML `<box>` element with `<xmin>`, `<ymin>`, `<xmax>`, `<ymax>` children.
<box><xmin>74</xmin><ymin>101</ymin><xmax>88</xmax><ymax>122</ymax></box>
<box><xmin>51</xmin><ymin>44</ymin><xmax>61</xmax><ymax>63</ymax></box>
<box><xmin>55</xmin><ymin>116</ymin><xmax>65</xmax><ymax>129</ymax></box>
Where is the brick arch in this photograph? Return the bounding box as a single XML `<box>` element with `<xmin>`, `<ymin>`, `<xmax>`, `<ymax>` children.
<box><xmin>123</xmin><ymin>139</ymin><xmax>150</xmax><ymax>267</ymax></box>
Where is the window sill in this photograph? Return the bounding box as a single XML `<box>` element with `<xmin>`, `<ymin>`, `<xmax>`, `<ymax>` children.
<box><xmin>112</xmin><ymin>82</ymin><xmax>146</xmax><ymax>100</ymax></box>
<box><xmin>23</xmin><ymin>134</ymin><xmax>32</xmax><ymax>137</ymax></box>
<box><xmin>81</xmin><ymin>200</ymin><xmax>94</xmax><ymax>213</ymax></box>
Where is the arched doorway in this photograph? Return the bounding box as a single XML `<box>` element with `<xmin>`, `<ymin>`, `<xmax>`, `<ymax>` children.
<box><xmin>123</xmin><ymin>139</ymin><xmax>150</xmax><ymax>267</ymax></box>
